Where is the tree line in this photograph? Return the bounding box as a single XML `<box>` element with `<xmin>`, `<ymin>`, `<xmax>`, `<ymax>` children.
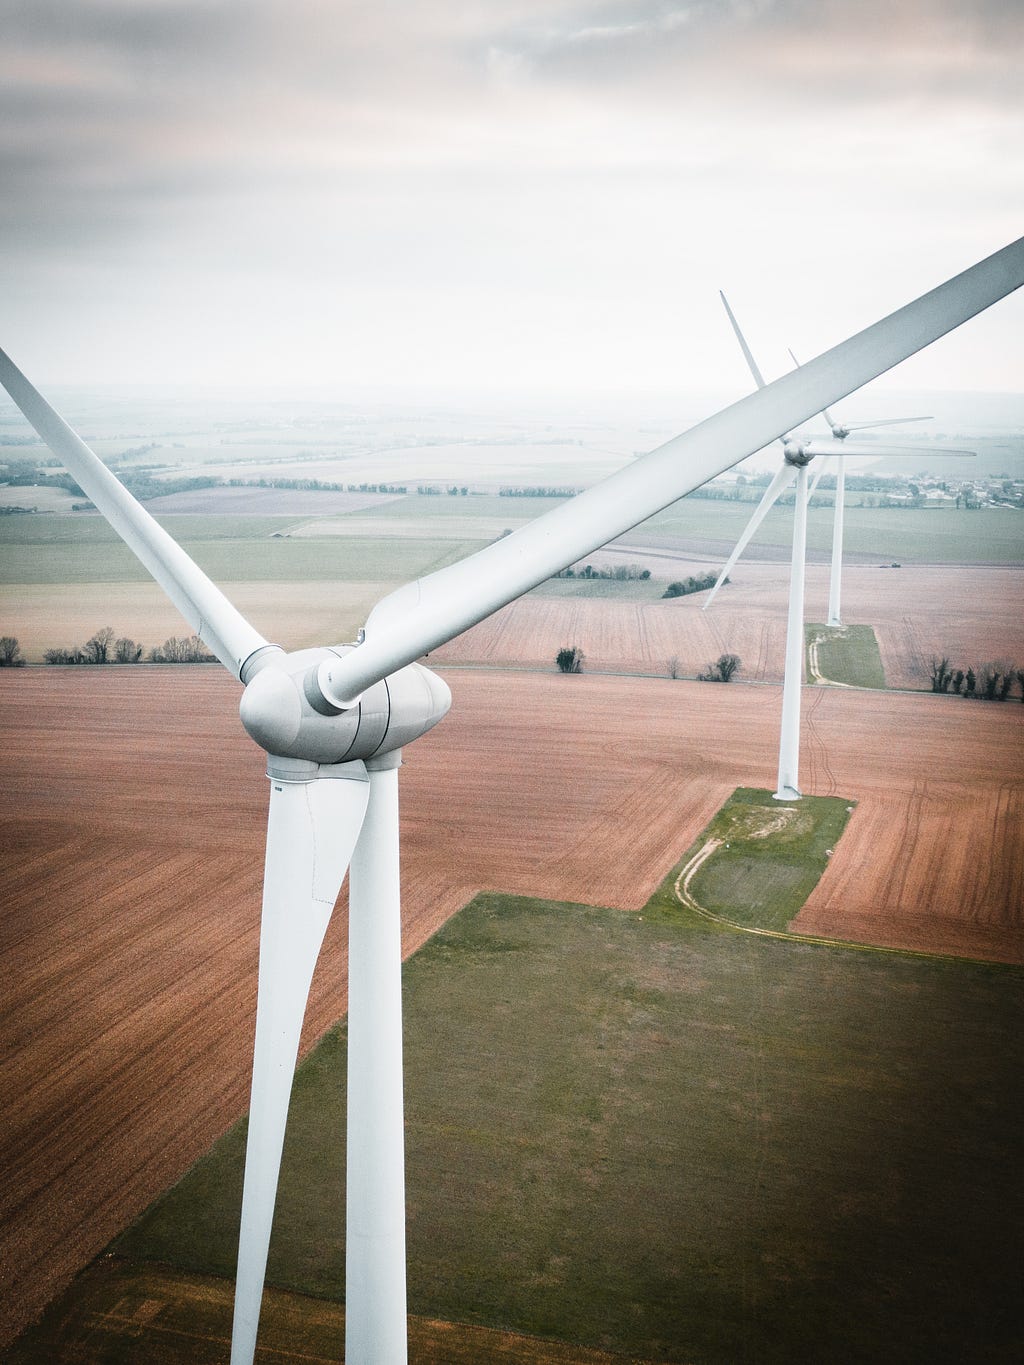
<box><xmin>930</xmin><ymin>657</ymin><xmax>1023</xmax><ymax>701</ymax></box>
<box><xmin>500</xmin><ymin>486</ymin><xmax>579</xmax><ymax>498</ymax></box>
<box><xmin>662</xmin><ymin>573</ymin><xmax>724</xmax><ymax>598</ymax></box>
<box><xmin>8</xmin><ymin>626</ymin><xmax>220</xmax><ymax>666</ymax></box>
<box><xmin>556</xmin><ymin>563</ymin><xmax>651</xmax><ymax>581</ymax></box>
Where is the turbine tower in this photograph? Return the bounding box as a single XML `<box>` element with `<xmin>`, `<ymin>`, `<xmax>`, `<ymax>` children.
<box><xmin>707</xmin><ymin>294</ymin><xmax>973</xmax><ymax>799</ymax></box>
<box><xmin>2</xmin><ymin>236</ymin><xmax>1021</xmax><ymax>1363</ymax></box>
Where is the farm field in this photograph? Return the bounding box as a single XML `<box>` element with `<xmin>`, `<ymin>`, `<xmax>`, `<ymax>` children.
<box><xmin>1</xmin><ymin>667</ymin><xmax>1022</xmax><ymax>1351</ymax></box>
<box><xmin>0</xmin><ymin>512</ymin><xmax>484</xmax><ymax>587</ymax></box>
<box><xmin>433</xmin><ymin>562</ymin><xmax>1024</xmax><ymax>691</ymax></box>
<box><xmin>3</xmin><ymin>513</ymin><xmax>1021</xmax><ymax>684</ymax></box>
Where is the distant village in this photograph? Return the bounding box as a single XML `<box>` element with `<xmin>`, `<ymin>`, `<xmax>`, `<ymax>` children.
<box><xmin>707</xmin><ymin>468</ymin><xmax>1024</xmax><ymax>511</ymax></box>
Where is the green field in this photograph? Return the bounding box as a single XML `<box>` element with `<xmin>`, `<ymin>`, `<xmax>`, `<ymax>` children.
<box><xmin>806</xmin><ymin>623</ymin><xmax>887</xmax><ymax>689</ymax></box>
<box><xmin>16</xmin><ymin>808</ymin><xmax>1022</xmax><ymax>1364</ymax></box>
<box><xmin>642</xmin><ymin>500</ymin><xmax>1024</xmax><ymax>564</ymax></box>
<box><xmin>3</xmin><ymin>494</ymin><xmax>1022</xmax><ymax>602</ymax></box>
<box><xmin>0</xmin><ymin>514</ymin><xmax>487</xmax><ymax>585</ymax></box>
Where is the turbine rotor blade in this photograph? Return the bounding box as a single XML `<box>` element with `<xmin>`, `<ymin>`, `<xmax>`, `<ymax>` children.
<box><xmin>795</xmin><ymin>439</ymin><xmax>975</xmax><ymax>458</ymax></box>
<box><xmin>843</xmin><ymin>415</ymin><xmax>932</xmax><ymax>430</ymax></box>
<box><xmin>702</xmin><ymin>462</ymin><xmax>795</xmax><ymax>609</ymax></box>
<box><xmin>230</xmin><ymin>763</ymin><xmax>370</xmax><ymax>1365</ymax></box>
<box><xmin>0</xmin><ymin>347</ymin><xmax>274</xmax><ymax>680</ymax></box>
<box><xmin>789</xmin><ymin>346</ymin><xmax>840</xmax><ymax>433</ymax></box>
<box><xmin>316</xmin><ymin>236</ymin><xmax>1023</xmax><ymax>706</ymax></box>
<box><xmin>720</xmin><ymin>290</ymin><xmax>768</xmax><ymax>389</ymax></box>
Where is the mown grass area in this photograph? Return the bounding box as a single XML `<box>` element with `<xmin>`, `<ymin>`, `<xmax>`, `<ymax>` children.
<box><xmin>806</xmin><ymin>623</ymin><xmax>887</xmax><ymax>689</ymax></box>
<box><xmin>18</xmin><ymin>833</ymin><xmax>1012</xmax><ymax>1363</ymax></box>
<box><xmin>681</xmin><ymin>787</ymin><xmax>854</xmax><ymax>931</ymax></box>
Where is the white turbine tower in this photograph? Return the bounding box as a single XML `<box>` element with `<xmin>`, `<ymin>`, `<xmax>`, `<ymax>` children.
<box><xmin>705</xmin><ymin>293</ymin><xmax>974</xmax><ymax>799</ymax></box>
<box><xmin>2</xmin><ymin>237</ymin><xmax>1021</xmax><ymax>1364</ymax></box>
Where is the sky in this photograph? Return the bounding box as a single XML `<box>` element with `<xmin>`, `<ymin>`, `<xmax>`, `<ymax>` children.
<box><xmin>2</xmin><ymin>0</ymin><xmax>1022</xmax><ymax>407</ymax></box>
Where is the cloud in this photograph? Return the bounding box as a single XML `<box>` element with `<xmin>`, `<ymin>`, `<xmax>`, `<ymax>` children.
<box><xmin>479</xmin><ymin>0</ymin><xmax>1024</xmax><ymax>107</ymax></box>
<box><xmin>0</xmin><ymin>1</ymin><xmax>1019</xmax><ymax>394</ymax></box>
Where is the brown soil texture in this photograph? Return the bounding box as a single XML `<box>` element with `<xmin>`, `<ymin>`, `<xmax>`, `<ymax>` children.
<box><xmin>433</xmin><ymin>563</ymin><xmax>1024</xmax><ymax>690</ymax></box>
<box><xmin>1</xmin><ymin>666</ymin><xmax>1022</xmax><ymax>1347</ymax></box>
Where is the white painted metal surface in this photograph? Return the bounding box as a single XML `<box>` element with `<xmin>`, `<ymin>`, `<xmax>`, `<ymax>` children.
<box><xmin>346</xmin><ymin>756</ymin><xmax>408</xmax><ymax>1365</ymax></box>
<box><xmin>230</xmin><ymin>767</ymin><xmax>370</xmax><ymax>1365</ymax></box>
<box><xmin>828</xmin><ymin>454</ymin><xmax>847</xmax><ymax>627</ymax></box>
<box><xmin>775</xmin><ymin>466</ymin><xmax>808</xmax><ymax>801</ymax></box>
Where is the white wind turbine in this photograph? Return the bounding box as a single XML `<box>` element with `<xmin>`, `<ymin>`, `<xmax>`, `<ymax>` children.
<box><xmin>2</xmin><ymin>236</ymin><xmax>1021</xmax><ymax>1365</ymax></box>
<box><xmin>704</xmin><ymin>293</ymin><xmax>975</xmax><ymax>800</ymax></box>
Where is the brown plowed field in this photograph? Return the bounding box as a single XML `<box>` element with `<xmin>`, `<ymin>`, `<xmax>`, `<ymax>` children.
<box><xmin>433</xmin><ymin>563</ymin><xmax>1024</xmax><ymax>690</ymax></box>
<box><xmin>1</xmin><ymin>666</ymin><xmax>1022</xmax><ymax>1347</ymax></box>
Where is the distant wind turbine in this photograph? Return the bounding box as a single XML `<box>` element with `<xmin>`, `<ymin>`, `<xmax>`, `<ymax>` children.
<box><xmin>706</xmin><ymin>293</ymin><xmax>974</xmax><ymax>799</ymax></box>
<box><xmin>1</xmin><ymin>234</ymin><xmax>1021</xmax><ymax>1363</ymax></box>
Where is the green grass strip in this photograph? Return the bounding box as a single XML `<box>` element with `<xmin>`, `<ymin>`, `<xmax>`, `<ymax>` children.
<box><xmin>805</xmin><ymin>623</ymin><xmax>887</xmax><ymax>689</ymax></box>
<box><xmin>673</xmin><ymin>786</ymin><xmax>854</xmax><ymax>932</ymax></box>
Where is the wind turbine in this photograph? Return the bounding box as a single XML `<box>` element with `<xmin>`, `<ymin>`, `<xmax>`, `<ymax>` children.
<box><xmin>785</xmin><ymin>346</ymin><xmax>935</xmax><ymax>630</ymax></box>
<box><xmin>1</xmin><ymin>236</ymin><xmax>1021</xmax><ymax>1364</ymax></box>
<box><xmin>705</xmin><ymin>293</ymin><xmax>974</xmax><ymax>800</ymax></box>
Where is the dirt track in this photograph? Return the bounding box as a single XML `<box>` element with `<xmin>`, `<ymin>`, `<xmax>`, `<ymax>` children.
<box><xmin>1</xmin><ymin>666</ymin><xmax>1022</xmax><ymax>1346</ymax></box>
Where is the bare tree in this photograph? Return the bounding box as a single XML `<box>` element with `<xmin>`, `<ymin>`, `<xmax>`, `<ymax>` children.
<box><xmin>698</xmin><ymin>653</ymin><xmax>742</xmax><ymax>683</ymax></box>
<box><xmin>114</xmin><ymin>637</ymin><xmax>143</xmax><ymax>664</ymax></box>
<box><xmin>0</xmin><ymin>636</ymin><xmax>25</xmax><ymax>667</ymax></box>
<box><xmin>555</xmin><ymin>646</ymin><xmax>585</xmax><ymax>674</ymax></box>
<box><xmin>150</xmin><ymin>634</ymin><xmax>217</xmax><ymax>663</ymax></box>
<box><xmin>666</xmin><ymin>656</ymin><xmax>681</xmax><ymax>680</ymax></box>
<box><xmin>929</xmin><ymin>657</ymin><xmax>953</xmax><ymax>693</ymax></box>
<box><xmin>83</xmin><ymin>626</ymin><xmax>115</xmax><ymax>664</ymax></box>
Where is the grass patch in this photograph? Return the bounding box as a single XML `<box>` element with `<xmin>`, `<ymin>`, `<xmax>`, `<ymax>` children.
<box><xmin>806</xmin><ymin>624</ymin><xmax>887</xmax><ymax>689</ymax></box>
<box><xmin>678</xmin><ymin>786</ymin><xmax>855</xmax><ymax>931</ymax></box>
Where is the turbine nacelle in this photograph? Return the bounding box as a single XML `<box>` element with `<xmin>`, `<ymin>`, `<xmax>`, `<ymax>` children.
<box><xmin>239</xmin><ymin>646</ymin><xmax>451</xmax><ymax>769</ymax></box>
<box><xmin>783</xmin><ymin>439</ymin><xmax>815</xmax><ymax>467</ymax></box>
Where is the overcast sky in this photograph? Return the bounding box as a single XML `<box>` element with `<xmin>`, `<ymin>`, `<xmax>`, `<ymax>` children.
<box><xmin>2</xmin><ymin>0</ymin><xmax>1022</xmax><ymax>405</ymax></box>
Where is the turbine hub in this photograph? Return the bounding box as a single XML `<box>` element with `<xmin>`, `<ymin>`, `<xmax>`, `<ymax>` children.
<box><xmin>783</xmin><ymin>440</ymin><xmax>813</xmax><ymax>467</ymax></box>
<box><xmin>239</xmin><ymin>645</ymin><xmax>450</xmax><ymax>765</ymax></box>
